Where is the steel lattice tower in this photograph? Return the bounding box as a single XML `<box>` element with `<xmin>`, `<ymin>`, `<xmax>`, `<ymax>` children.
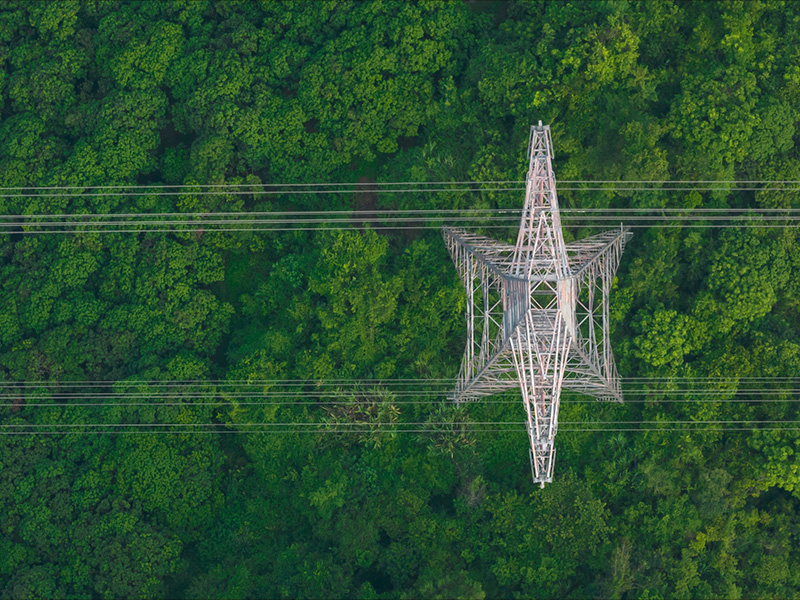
<box><xmin>442</xmin><ymin>123</ymin><xmax>632</xmax><ymax>487</ymax></box>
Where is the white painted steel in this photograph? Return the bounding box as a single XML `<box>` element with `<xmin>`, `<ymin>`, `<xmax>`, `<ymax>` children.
<box><xmin>442</xmin><ymin>124</ymin><xmax>631</xmax><ymax>485</ymax></box>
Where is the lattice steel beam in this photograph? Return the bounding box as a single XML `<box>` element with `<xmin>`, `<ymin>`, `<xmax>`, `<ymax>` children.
<box><xmin>443</xmin><ymin>122</ymin><xmax>631</xmax><ymax>487</ymax></box>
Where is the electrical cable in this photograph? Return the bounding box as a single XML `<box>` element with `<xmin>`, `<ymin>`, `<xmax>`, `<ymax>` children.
<box><xmin>0</xmin><ymin>388</ymin><xmax>797</xmax><ymax>400</ymax></box>
<box><xmin>4</xmin><ymin>225</ymin><xmax>800</xmax><ymax>236</ymax></box>
<box><xmin>0</xmin><ymin>387</ymin><xmax>796</xmax><ymax>396</ymax></box>
<box><xmin>2</xmin><ymin>207</ymin><xmax>800</xmax><ymax>220</ymax></box>
<box><xmin>0</xmin><ymin>376</ymin><xmax>798</xmax><ymax>385</ymax></box>
<box><xmin>1</xmin><ymin>208</ymin><xmax>799</xmax><ymax>219</ymax></box>
<box><xmin>0</xmin><ymin>178</ymin><xmax>799</xmax><ymax>192</ymax></box>
<box><xmin>1</xmin><ymin>212</ymin><xmax>799</xmax><ymax>234</ymax></box>
<box><xmin>9</xmin><ymin>214</ymin><xmax>800</xmax><ymax>226</ymax></box>
<box><xmin>5</xmin><ymin>398</ymin><xmax>800</xmax><ymax>407</ymax></box>
<box><xmin>2</xmin><ymin>427</ymin><xmax>799</xmax><ymax>436</ymax></box>
<box><xmin>3</xmin><ymin>215</ymin><xmax>800</xmax><ymax>229</ymax></box>
<box><xmin>0</xmin><ymin>178</ymin><xmax>799</xmax><ymax>190</ymax></box>
<box><xmin>3</xmin><ymin>419</ymin><xmax>800</xmax><ymax>429</ymax></box>
<box><xmin>3</xmin><ymin>223</ymin><xmax>800</xmax><ymax>235</ymax></box>
<box><xmin>0</xmin><ymin>178</ymin><xmax>797</xmax><ymax>191</ymax></box>
<box><xmin>0</xmin><ymin>380</ymin><xmax>796</xmax><ymax>389</ymax></box>
<box><xmin>0</xmin><ymin>186</ymin><xmax>798</xmax><ymax>199</ymax></box>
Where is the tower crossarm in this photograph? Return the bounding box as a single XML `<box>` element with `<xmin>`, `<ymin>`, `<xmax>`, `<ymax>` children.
<box><xmin>562</xmin><ymin>227</ymin><xmax>631</xmax><ymax>402</ymax></box>
<box><xmin>443</xmin><ymin>227</ymin><xmax>524</xmax><ymax>404</ymax></box>
<box><xmin>451</xmin><ymin>338</ymin><xmax>519</xmax><ymax>402</ymax></box>
<box><xmin>566</xmin><ymin>227</ymin><xmax>633</xmax><ymax>280</ymax></box>
<box><xmin>442</xmin><ymin>226</ymin><xmax>519</xmax><ymax>278</ymax></box>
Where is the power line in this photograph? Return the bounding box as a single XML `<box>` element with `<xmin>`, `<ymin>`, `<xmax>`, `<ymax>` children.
<box><xmin>3</xmin><ymin>223</ymin><xmax>800</xmax><ymax>236</ymax></box>
<box><xmin>6</xmin><ymin>211</ymin><xmax>800</xmax><ymax>228</ymax></box>
<box><xmin>0</xmin><ymin>388</ymin><xmax>797</xmax><ymax>399</ymax></box>
<box><xmin>4</xmin><ymin>215</ymin><xmax>800</xmax><ymax>228</ymax></box>
<box><xmin>1</xmin><ymin>420</ymin><xmax>522</xmax><ymax>428</ymax></box>
<box><xmin>4</xmin><ymin>225</ymin><xmax>799</xmax><ymax>236</ymax></box>
<box><xmin>0</xmin><ymin>379</ymin><xmax>797</xmax><ymax>388</ymax></box>
<box><xmin>0</xmin><ymin>378</ymin><xmax>796</xmax><ymax>394</ymax></box>
<box><xmin>0</xmin><ymin>211</ymin><xmax>798</xmax><ymax>234</ymax></box>
<box><xmin>0</xmin><ymin>375</ymin><xmax>795</xmax><ymax>382</ymax></box>
<box><xmin>0</xmin><ymin>378</ymin><xmax>460</xmax><ymax>386</ymax></box>
<box><xmin>5</xmin><ymin>180</ymin><xmax>800</xmax><ymax>190</ymax></box>
<box><xmin>0</xmin><ymin>187</ymin><xmax>526</xmax><ymax>199</ymax></box>
<box><xmin>5</xmin><ymin>398</ymin><xmax>800</xmax><ymax>407</ymax></box>
<box><xmin>2</xmin><ymin>207</ymin><xmax>800</xmax><ymax>220</ymax></box>
<box><xmin>2</xmin><ymin>427</ymin><xmax>799</xmax><ymax>436</ymax></box>
<box><xmin>0</xmin><ymin>386</ymin><xmax>796</xmax><ymax>397</ymax></box>
<box><xmin>1</xmin><ymin>178</ymin><xmax>800</xmax><ymax>191</ymax></box>
<box><xmin>4</xmin><ymin>419</ymin><xmax>800</xmax><ymax>428</ymax></box>
<box><xmin>0</xmin><ymin>186</ymin><xmax>799</xmax><ymax>202</ymax></box>
<box><xmin>0</xmin><ymin>376</ymin><xmax>798</xmax><ymax>385</ymax></box>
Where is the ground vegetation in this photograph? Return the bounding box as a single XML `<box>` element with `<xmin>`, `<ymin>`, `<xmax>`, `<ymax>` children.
<box><xmin>1</xmin><ymin>1</ymin><xmax>800</xmax><ymax>598</ymax></box>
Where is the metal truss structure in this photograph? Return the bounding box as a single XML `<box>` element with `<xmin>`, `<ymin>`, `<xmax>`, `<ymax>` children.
<box><xmin>442</xmin><ymin>123</ymin><xmax>632</xmax><ymax>487</ymax></box>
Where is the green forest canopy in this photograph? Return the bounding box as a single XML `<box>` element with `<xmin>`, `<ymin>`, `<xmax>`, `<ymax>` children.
<box><xmin>1</xmin><ymin>1</ymin><xmax>800</xmax><ymax>598</ymax></box>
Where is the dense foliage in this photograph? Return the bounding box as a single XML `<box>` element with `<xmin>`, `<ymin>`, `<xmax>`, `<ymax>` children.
<box><xmin>2</xmin><ymin>1</ymin><xmax>800</xmax><ymax>598</ymax></box>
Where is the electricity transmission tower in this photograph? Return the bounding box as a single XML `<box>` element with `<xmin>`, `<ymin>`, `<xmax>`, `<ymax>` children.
<box><xmin>442</xmin><ymin>123</ymin><xmax>631</xmax><ymax>487</ymax></box>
